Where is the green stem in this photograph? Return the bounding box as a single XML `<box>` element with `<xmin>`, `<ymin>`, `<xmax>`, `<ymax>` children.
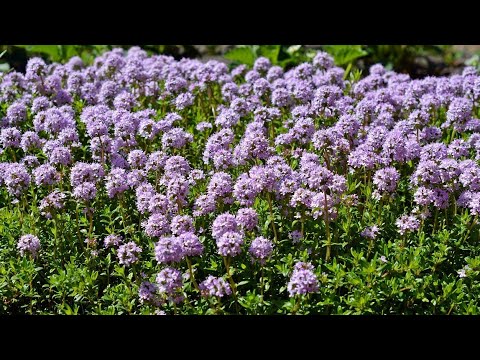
<box><xmin>88</xmin><ymin>209</ymin><xmax>93</xmax><ymax>240</ymax></box>
<box><xmin>267</xmin><ymin>192</ymin><xmax>278</xmax><ymax>244</ymax></box>
<box><xmin>292</xmin><ymin>296</ymin><xmax>301</xmax><ymax>315</ymax></box>
<box><xmin>260</xmin><ymin>266</ymin><xmax>265</xmax><ymax>304</ymax></box>
<box><xmin>324</xmin><ymin>192</ymin><xmax>332</xmax><ymax>262</ymax></box>
<box><xmin>53</xmin><ymin>214</ymin><xmax>58</xmax><ymax>260</ymax></box>
<box><xmin>223</xmin><ymin>256</ymin><xmax>239</xmax><ymax>314</ymax></box>
<box><xmin>75</xmin><ymin>204</ymin><xmax>81</xmax><ymax>246</ymax></box>
<box><xmin>119</xmin><ymin>195</ymin><xmax>128</xmax><ymax>233</ymax></box>
<box><xmin>462</xmin><ymin>215</ymin><xmax>478</xmax><ymax>243</ymax></box>
<box><xmin>300</xmin><ymin>210</ymin><xmax>305</xmax><ymax>238</ymax></box>
<box><xmin>433</xmin><ymin>208</ymin><xmax>439</xmax><ymax>234</ymax></box>
<box><xmin>186</xmin><ymin>257</ymin><xmax>200</xmax><ymax>292</ymax></box>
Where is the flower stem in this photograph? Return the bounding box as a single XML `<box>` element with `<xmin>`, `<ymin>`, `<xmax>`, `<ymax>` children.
<box><xmin>260</xmin><ymin>266</ymin><xmax>265</xmax><ymax>303</ymax></box>
<box><xmin>292</xmin><ymin>296</ymin><xmax>301</xmax><ymax>315</ymax></box>
<box><xmin>223</xmin><ymin>256</ymin><xmax>239</xmax><ymax>314</ymax></box>
<box><xmin>186</xmin><ymin>257</ymin><xmax>200</xmax><ymax>292</ymax></box>
<box><xmin>324</xmin><ymin>192</ymin><xmax>332</xmax><ymax>262</ymax></box>
<box><xmin>267</xmin><ymin>192</ymin><xmax>278</xmax><ymax>244</ymax></box>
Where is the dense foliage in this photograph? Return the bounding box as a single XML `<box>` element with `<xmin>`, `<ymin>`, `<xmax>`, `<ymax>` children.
<box><xmin>1</xmin><ymin>47</ymin><xmax>480</xmax><ymax>314</ymax></box>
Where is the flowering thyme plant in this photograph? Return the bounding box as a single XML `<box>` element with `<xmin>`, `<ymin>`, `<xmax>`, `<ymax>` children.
<box><xmin>1</xmin><ymin>47</ymin><xmax>480</xmax><ymax>315</ymax></box>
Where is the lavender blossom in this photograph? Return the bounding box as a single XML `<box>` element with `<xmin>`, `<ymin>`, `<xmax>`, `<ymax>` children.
<box><xmin>199</xmin><ymin>276</ymin><xmax>232</xmax><ymax>298</ymax></box>
<box><xmin>249</xmin><ymin>236</ymin><xmax>274</xmax><ymax>264</ymax></box>
<box><xmin>17</xmin><ymin>234</ymin><xmax>41</xmax><ymax>258</ymax></box>
<box><xmin>117</xmin><ymin>241</ymin><xmax>142</xmax><ymax>266</ymax></box>
<box><xmin>287</xmin><ymin>262</ymin><xmax>319</xmax><ymax>297</ymax></box>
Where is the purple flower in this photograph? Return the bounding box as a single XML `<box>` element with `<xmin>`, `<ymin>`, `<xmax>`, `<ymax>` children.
<box><xmin>215</xmin><ymin>108</ymin><xmax>240</xmax><ymax>128</ymax></box>
<box><xmin>360</xmin><ymin>225</ymin><xmax>380</xmax><ymax>240</ymax></box>
<box><xmin>104</xmin><ymin>234</ymin><xmax>123</xmax><ymax>248</ymax></box>
<box><xmin>212</xmin><ymin>213</ymin><xmax>238</xmax><ymax>240</ymax></box>
<box><xmin>3</xmin><ymin>163</ymin><xmax>31</xmax><ymax>197</ymax></box>
<box><xmin>313</xmin><ymin>51</ymin><xmax>334</xmax><ymax>70</ymax></box>
<box><xmin>373</xmin><ymin>167</ymin><xmax>400</xmax><ymax>195</ymax></box>
<box><xmin>146</xmin><ymin>151</ymin><xmax>168</xmax><ymax>173</ymax></box>
<box><xmin>170</xmin><ymin>215</ymin><xmax>194</xmax><ymax>236</ymax></box>
<box><xmin>253</xmin><ymin>57</ymin><xmax>271</xmax><ymax>73</ymax></box>
<box><xmin>142</xmin><ymin>213</ymin><xmax>170</xmax><ymax>238</ymax></box>
<box><xmin>138</xmin><ymin>281</ymin><xmax>159</xmax><ymax>305</ymax></box>
<box><xmin>138</xmin><ymin>118</ymin><xmax>160</xmax><ymax>140</ymax></box>
<box><xmin>39</xmin><ymin>190</ymin><xmax>66</xmax><ymax>219</ymax></box>
<box><xmin>207</xmin><ymin>172</ymin><xmax>233</xmax><ymax>199</ymax></box>
<box><xmin>6</xmin><ymin>101</ymin><xmax>27</xmax><ymax>124</ymax></box>
<box><xmin>105</xmin><ymin>168</ymin><xmax>129</xmax><ymax>198</ymax></box>
<box><xmin>249</xmin><ymin>237</ymin><xmax>274</xmax><ymax>264</ymax></box>
<box><xmin>127</xmin><ymin>150</ymin><xmax>147</xmax><ymax>169</ymax></box>
<box><xmin>73</xmin><ymin>182</ymin><xmax>97</xmax><ymax>201</ymax></box>
<box><xmin>0</xmin><ymin>127</ymin><xmax>21</xmax><ymax>148</ymax></box>
<box><xmin>199</xmin><ymin>276</ymin><xmax>232</xmax><ymax>298</ymax></box>
<box><xmin>216</xmin><ymin>231</ymin><xmax>244</xmax><ymax>257</ymax></box>
<box><xmin>156</xmin><ymin>267</ymin><xmax>183</xmax><ymax>303</ymax></box>
<box><xmin>117</xmin><ymin>241</ymin><xmax>142</xmax><ymax>266</ymax></box>
<box><xmin>174</xmin><ymin>92</ymin><xmax>194</xmax><ymax>110</ymax></box>
<box><xmin>289</xmin><ymin>230</ymin><xmax>303</xmax><ymax>244</ymax></box>
<box><xmin>287</xmin><ymin>262</ymin><xmax>319</xmax><ymax>297</ymax></box>
<box><xmin>48</xmin><ymin>146</ymin><xmax>72</xmax><ymax>166</ymax></box>
<box><xmin>113</xmin><ymin>91</ymin><xmax>136</xmax><ymax>111</ymax></box>
<box><xmin>196</xmin><ymin>121</ymin><xmax>213</xmax><ymax>132</ymax></box>
<box><xmin>20</xmin><ymin>131</ymin><xmax>42</xmax><ymax>152</ymax></box>
<box><xmin>164</xmin><ymin>156</ymin><xmax>191</xmax><ymax>178</ymax></box>
<box><xmin>70</xmin><ymin>162</ymin><xmax>105</xmax><ymax>187</ymax></box>
<box><xmin>162</xmin><ymin>127</ymin><xmax>193</xmax><ymax>149</ymax></box>
<box><xmin>154</xmin><ymin>236</ymin><xmax>184</xmax><ymax>264</ymax></box>
<box><xmin>396</xmin><ymin>215</ymin><xmax>420</xmax><ymax>235</ymax></box>
<box><xmin>33</xmin><ymin>164</ymin><xmax>60</xmax><ymax>186</ymax></box>
<box><xmin>236</xmin><ymin>208</ymin><xmax>258</xmax><ymax>231</ymax></box>
<box><xmin>178</xmin><ymin>232</ymin><xmax>204</xmax><ymax>257</ymax></box>
<box><xmin>17</xmin><ymin>234</ymin><xmax>41</xmax><ymax>258</ymax></box>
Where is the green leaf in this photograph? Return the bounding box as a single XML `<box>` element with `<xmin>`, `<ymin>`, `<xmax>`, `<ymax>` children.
<box><xmin>16</xmin><ymin>45</ymin><xmax>61</xmax><ymax>61</ymax></box>
<box><xmin>258</xmin><ymin>45</ymin><xmax>281</xmax><ymax>65</ymax></box>
<box><xmin>224</xmin><ymin>47</ymin><xmax>256</xmax><ymax>67</ymax></box>
<box><xmin>323</xmin><ymin>45</ymin><xmax>367</xmax><ymax>66</ymax></box>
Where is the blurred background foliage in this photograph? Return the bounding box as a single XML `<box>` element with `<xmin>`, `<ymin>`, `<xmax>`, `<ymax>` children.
<box><xmin>0</xmin><ymin>44</ymin><xmax>478</xmax><ymax>78</ymax></box>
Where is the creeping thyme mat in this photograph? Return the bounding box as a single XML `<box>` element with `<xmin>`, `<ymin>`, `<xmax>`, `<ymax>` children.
<box><xmin>1</xmin><ymin>48</ymin><xmax>480</xmax><ymax>314</ymax></box>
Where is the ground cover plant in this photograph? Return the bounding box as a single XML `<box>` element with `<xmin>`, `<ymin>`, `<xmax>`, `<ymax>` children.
<box><xmin>1</xmin><ymin>46</ymin><xmax>480</xmax><ymax>314</ymax></box>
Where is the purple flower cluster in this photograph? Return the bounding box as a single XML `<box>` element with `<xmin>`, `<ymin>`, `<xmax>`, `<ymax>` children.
<box><xmin>216</xmin><ymin>231</ymin><xmax>244</xmax><ymax>257</ymax></box>
<box><xmin>39</xmin><ymin>190</ymin><xmax>66</xmax><ymax>218</ymax></box>
<box><xmin>199</xmin><ymin>275</ymin><xmax>232</xmax><ymax>298</ymax></box>
<box><xmin>396</xmin><ymin>215</ymin><xmax>420</xmax><ymax>235</ymax></box>
<box><xmin>249</xmin><ymin>236</ymin><xmax>274</xmax><ymax>264</ymax></box>
<box><xmin>287</xmin><ymin>262</ymin><xmax>319</xmax><ymax>297</ymax></box>
<box><xmin>156</xmin><ymin>267</ymin><xmax>184</xmax><ymax>303</ymax></box>
<box><xmin>104</xmin><ymin>234</ymin><xmax>123</xmax><ymax>248</ymax></box>
<box><xmin>117</xmin><ymin>241</ymin><xmax>142</xmax><ymax>266</ymax></box>
<box><xmin>360</xmin><ymin>225</ymin><xmax>380</xmax><ymax>240</ymax></box>
<box><xmin>17</xmin><ymin>234</ymin><xmax>41</xmax><ymax>258</ymax></box>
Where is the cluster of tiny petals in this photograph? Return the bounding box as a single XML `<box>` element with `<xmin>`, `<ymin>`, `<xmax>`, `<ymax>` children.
<box><xmin>156</xmin><ymin>267</ymin><xmax>184</xmax><ymax>303</ymax></box>
<box><xmin>249</xmin><ymin>236</ymin><xmax>274</xmax><ymax>264</ymax></box>
<box><xmin>396</xmin><ymin>215</ymin><xmax>420</xmax><ymax>235</ymax></box>
<box><xmin>117</xmin><ymin>241</ymin><xmax>142</xmax><ymax>266</ymax></box>
<box><xmin>287</xmin><ymin>262</ymin><xmax>319</xmax><ymax>297</ymax></box>
<box><xmin>17</xmin><ymin>234</ymin><xmax>41</xmax><ymax>258</ymax></box>
<box><xmin>199</xmin><ymin>275</ymin><xmax>232</xmax><ymax>297</ymax></box>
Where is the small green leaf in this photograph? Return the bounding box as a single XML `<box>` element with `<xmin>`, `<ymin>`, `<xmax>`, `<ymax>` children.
<box><xmin>323</xmin><ymin>45</ymin><xmax>367</xmax><ymax>66</ymax></box>
<box><xmin>224</xmin><ymin>47</ymin><xmax>256</xmax><ymax>67</ymax></box>
<box><xmin>258</xmin><ymin>45</ymin><xmax>281</xmax><ymax>65</ymax></box>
